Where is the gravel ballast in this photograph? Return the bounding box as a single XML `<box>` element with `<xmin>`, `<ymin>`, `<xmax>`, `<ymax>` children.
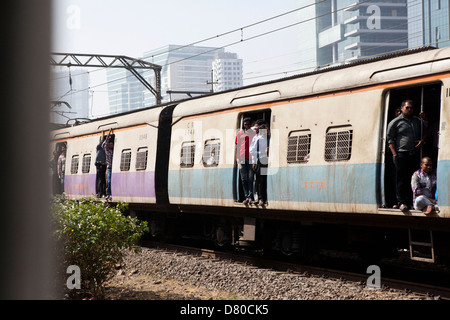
<box><xmin>105</xmin><ymin>247</ymin><xmax>437</xmax><ymax>300</ymax></box>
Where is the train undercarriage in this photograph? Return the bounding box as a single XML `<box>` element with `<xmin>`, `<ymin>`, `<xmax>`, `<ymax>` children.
<box><xmin>132</xmin><ymin>205</ymin><xmax>450</xmax><ymax>267</ymax></box>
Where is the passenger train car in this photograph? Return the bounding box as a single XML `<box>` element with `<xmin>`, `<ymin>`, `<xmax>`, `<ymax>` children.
<box><xmin>51</xmin><ymin>47</ymin><xmax>450</xmax><ymax>263</ymax></box>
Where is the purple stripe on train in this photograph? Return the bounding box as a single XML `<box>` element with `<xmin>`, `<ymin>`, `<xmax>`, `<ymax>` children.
<box><xmin>64</xmin><ymin>171</ymin><xmax>155</xmax><ymax>198</ymax></box>
<box><xmin>64</xmin><ymin>174</ymin><xmax>96</xmax><ymax>196</ymax></box>
<box><xmin>111</xmin><ymin>171</ymin><xmax>156</xmax><ymax>198</ymax></box>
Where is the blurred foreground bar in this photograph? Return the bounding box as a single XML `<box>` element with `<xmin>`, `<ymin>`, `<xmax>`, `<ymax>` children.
<box><xmin>0</xmin><ymin>1</ymin><xmax>53</xmax><ymax>299</ymax></box>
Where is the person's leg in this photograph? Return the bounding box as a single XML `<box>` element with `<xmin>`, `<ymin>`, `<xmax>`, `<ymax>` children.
<box><xmin>106</xmin><ymin>167</ymin><xmax>112</xmax><ymax>197</ymax></box>
<box><xmin>245</xmin><ymin>161</ymin><xmax>254</xmax><ymax>201</ymax></box>
<box><xmin>395</xmin><ymin>153</ymin><xmax>414</xmax><ymax>209</ymax></box>
<box><xmin>414</xmin><ymin>195</ymin><xmax>431</xmax><ymax>210</ymax></box>
<box><xmin>260</xmin><ymin>162</ymin><xmax>268</xmax><ymax>204</ymax></box>
<box><xmin>100</xmin><ymin>165</ymin><xmax>107</xmax><ymax>197</ymax></box>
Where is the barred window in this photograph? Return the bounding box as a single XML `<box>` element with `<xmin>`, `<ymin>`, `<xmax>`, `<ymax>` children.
<box><xmin>324</xmin><ymin>126</ymin><xmax>353</xmax><ymax>161</ymax></box>
<box><xmin>136</xmin><ymin>147</ymin><xmax>148</xmax><ymax>171</ymax></box>
<box><xmin>180</xmin><ymin>142</ymin><xmax>195</xmax><ymax>168</ymax></box>
<box><xmin>82</xmin><ymin>154</ymin><xmax>91</xmax><ymax>173</ymax></box>
<box><xmin>287</xmin><ymin>130</ymin><xmax>311</xmax><ymax>163</ymax></box>
<box><xmin>203</xmin><ymin>139</ymin><xmax>220</xmax><ymax>167</ymax></box>
<box><xmin>71</xmin><ymin>155</ymin><xmax>79</xmax><ymax>174</ymax></box>
<box><xmin>120</xmin><ymin>149</ymin><xmax>132</xmax><ymax>171</ymax></box>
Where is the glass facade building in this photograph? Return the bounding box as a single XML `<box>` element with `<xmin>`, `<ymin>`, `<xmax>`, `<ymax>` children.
<box><xmin>300</xmin><ymin>0</ymin><xmax>409</xmax><ymax>67</ymax></box>
<box><xmin>408</xmin><ymin>0</ymin><xmax>450</xmax><ymax>48</ymax></box>
<box><xmin>106</xmin><ymin>68</ymin><xmax>145</xmax><ymax>114</ymax></box>
<box><xmin>300</xmin><ymin>0</ymin><xmax>450</xmax><ymax>70</ymax></box>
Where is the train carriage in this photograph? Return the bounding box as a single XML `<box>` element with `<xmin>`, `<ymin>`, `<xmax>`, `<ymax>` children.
<box><xmin>167</xmin><ymin>47</ymin><xmax>448</xmax><ymax>218</ymax></box>
<box><xmin>164</xmin><ymin>47</ymin><xmax>449</xmax><ymax>259</ymax></box>
<box><xmin>50</xmin><ymin>106</ymin><xmax>164</xmax><ymax>204</ymax></box>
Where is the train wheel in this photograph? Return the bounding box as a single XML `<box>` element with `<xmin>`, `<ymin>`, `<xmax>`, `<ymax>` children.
<box><xmin>215</xmin><ymin>226</ymin><xmax>227</xmax><ymax>247</ymax></box>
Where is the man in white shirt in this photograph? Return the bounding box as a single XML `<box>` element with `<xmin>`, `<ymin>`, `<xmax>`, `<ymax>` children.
<box><xmin>250</xmin><ymin>120</ymin><xmax>269</xmax><ymax>206</ymax></box>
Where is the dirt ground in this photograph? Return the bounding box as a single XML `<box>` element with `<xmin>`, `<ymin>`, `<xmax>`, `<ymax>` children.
<box><xmin>104</xmin><ymin>271</ymin><xmax>249</xmax><ymax>300</ymax></box>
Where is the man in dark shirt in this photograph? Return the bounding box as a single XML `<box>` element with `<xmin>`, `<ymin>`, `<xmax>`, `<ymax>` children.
<box><xmin>387</xmin><ymin>100</ymin><xmax>425</xmax><ymax>212</ymax></box>
<box><xmin>95</xmin><ymin>133</ymin><xmax>107</xmax><ymax>198</ymax></box>
<box><xmin>102</xmin><ymin>129</ymin><xmax>114</xmax><ymax>200</ymax></box>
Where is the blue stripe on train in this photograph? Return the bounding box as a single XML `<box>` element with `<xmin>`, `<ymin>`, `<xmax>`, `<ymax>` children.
<box><xmin>168</xmin><ymin>160</ymin><xmax>449</xmax><ymax>207</ymax></box>
<box><xmin>168</xmin><ymin>163</ymin><xmax>378</xmax><ymax>205</ymax></box>
<box><xmin>269</xmin><ymin>163</ymin><xmax>377</xmax><ymax>204</ymax></box>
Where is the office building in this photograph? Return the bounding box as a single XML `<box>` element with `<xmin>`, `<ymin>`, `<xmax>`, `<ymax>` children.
<box><xmin>299</xmin><ymin>0</ymin><xmax>408</xmax><ymax>68</ymax></box>
<box><xmin>106</xmin><ymin>68</ymin><xmax>145</xmax><ymax>115</ymax></box>
<box><xmin>408</xmin><ymin>0</ymin><xmax>450</xmax><ymax>48</ymax></box>
<box><xmin>212</xmin><ymin>51</ymin><xmax>243</xmax><ymax>92</ymax></box>
<box><xmin>143</xmin><ymin>45</ymin><xmax>243</xmax><ymax>105</ymax></box>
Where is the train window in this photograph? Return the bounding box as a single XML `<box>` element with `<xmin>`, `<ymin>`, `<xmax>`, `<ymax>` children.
<box><xmin>120</xmin><ymin>149</ymin><xmax>132</xmax><ymax>171</ymax></box>
<box><xmin>82</xmin><ymin>154</ymin><xmax>91</xmax><ymax>173</ymax></box>
<box><xmin>180</xmin><ymin>141</ymin><xmax>195</xmax><ymax>168</ymax></box>
<box><xmin>287</xmin><ymin>130</ymin><xmax>311</xmax><ymax>163</ymax></box>
<box><xmin>203</xmin><ymin>139</ymin><xmax>220</xmax><ymax>167</ymax></box>
<box><xmin>70</xmin><ymin>155</ymin><xmax>79</xmax><ymax>174</ymax></box>
<box><xmin>136</xmin><ymin>147</ymin><xmax>148</xmax><ymax>171</ymax></box>
<box><xmin>324</xmin><ymin>126</ymin><xmax>353</xmax><ymax>161</ymax></box>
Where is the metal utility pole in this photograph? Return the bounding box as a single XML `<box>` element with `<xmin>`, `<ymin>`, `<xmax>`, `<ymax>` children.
<box><xmin>50</xmin><ymin>53</ymin><xmax>162</xmax><ymax>105</ymax></box>
<box><xmin>206</xmin><ymin>69</ymin><xmax>218</xmax><ymax>92</ymax></box>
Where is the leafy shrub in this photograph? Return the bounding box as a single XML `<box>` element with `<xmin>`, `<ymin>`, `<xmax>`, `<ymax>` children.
<box><xmin>52</xmin><ymin>196</ymin><xmax>148</xmax><ymax>299</ymax></box>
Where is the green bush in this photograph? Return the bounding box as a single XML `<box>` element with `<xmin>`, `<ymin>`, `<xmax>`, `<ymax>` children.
<box><xmin>52</xmin><ymin>196</ymin><xmax>148</xmax><ymax>299</ymax></box>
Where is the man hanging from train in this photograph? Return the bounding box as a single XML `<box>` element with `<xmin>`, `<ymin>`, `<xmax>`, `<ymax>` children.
<box><xmin>57</xmin><ymin>144</ymin><xmax>66</xmax><ymax>194</ymax></box>
<box><xmin>387</xmin><ymin>100</ymin><xmax>426</xmax><ymax>212</ymax></box>
<box><xmin>95</xmin><ymin>132</ymin><xmax>107</xmax><ymax>198</ymax></box>
<box><xmin>102</xmin><ymin>129</ymin><xmax>114</xmax><ymax>201</ymax></box>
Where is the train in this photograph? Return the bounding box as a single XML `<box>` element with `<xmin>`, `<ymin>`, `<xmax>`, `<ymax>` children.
<box><xmin>50</xmin><ymin>46</ymin><xmax>450</xmax><ymax>264</ymax></box>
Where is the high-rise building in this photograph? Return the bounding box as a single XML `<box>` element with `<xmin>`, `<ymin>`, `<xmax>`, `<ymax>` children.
<box><xmin>299</xmin><ymin>0</ymin><xmax>408</xmax><ymax>68</ymax></box>
<box><xmin>143</xmin><ymin>45</ymin><xmax>243</xmax><ymax>105</ymax></box>
<box><xmin>106</xmin><ymin>45</ymin><xmax>243</xmax><ymax>111</ymax></box>
<box><xmin>212</xmin><ymin>51</ymin><xmax>243</xmax><ymax>92</ymax></box>
<box><xmin>50</xmin><ymin>68</ymin><xmax>90</xmax><ymax>125</ymax></box>
<box><xmin>408</xmin><ymin>0</ymin><xmax>450</xmax><ymax>48</ymax></box>
<box><xmin>106</xmin><ymin>68</ymin><xmax>145</xmax><ymax>115</ymax></box>
<box><xmin>143</xmin><ymin>45</ymin><xmax>222</xmax><ymax>105</ymax></box>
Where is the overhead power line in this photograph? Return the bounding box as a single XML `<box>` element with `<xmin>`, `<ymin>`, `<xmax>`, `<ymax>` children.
<box><xmin>147</xmin><ymin>0</ymin><xmax>327</xmax><ymax>61</ymax></box>
<box><xmin>58</xmin><ymin>0</ymin><xmax>364</xmax><ymax>95</ymax></box>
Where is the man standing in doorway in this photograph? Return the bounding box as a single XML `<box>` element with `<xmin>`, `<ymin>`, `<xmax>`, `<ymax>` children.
<box><xmin>387</xmin><ymin>100</ymin><xmax>426</xmax><ymax>212</ymax></box>
<box><xmin>235</xmin><ymin>117</ymin><xmax>255</xmax><ymax>204</ymax></box>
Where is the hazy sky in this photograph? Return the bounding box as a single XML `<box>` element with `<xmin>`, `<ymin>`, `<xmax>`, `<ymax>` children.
<box><xmin>51</xmin><ymin>0</ymin><xmax>310</xmax><ymax>116</ymax></box>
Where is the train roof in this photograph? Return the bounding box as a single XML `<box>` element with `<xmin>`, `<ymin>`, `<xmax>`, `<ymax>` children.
<box><xmin>172</xmin><ymin>46</ymin><xmax>450</xmax><ymax>117</ymax></box>
<box><xmin>51</xmin><ymin>104</ymin><xmax>165</xmax><ymax>140</ymax></box>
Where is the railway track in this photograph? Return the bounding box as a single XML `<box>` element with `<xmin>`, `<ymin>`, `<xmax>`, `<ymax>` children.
<box><xmin>142</xmin><ymin>240</ymin><xmax>450</xmax><ymax>300</ymax></box>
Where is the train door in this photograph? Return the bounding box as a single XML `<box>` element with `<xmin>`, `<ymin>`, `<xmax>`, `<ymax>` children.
<box><xmin>233</xmin><ymin>109</ymin><xmax>271</xmax><ymax>203</ymax></box>
<box><xmin>382</xmin><ymin>83</ymin><xmax>441</xmax><ymax>208</ymax></box>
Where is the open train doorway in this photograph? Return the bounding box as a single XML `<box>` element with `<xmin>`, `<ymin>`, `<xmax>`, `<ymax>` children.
<box><xmin>233</xmin><ymin>109</ymin><xmax>271</xmax><ymax>203</ymax></box>
<box><xmin>52</xmin><ymin>141</ymin><xmax>67</xmax><ymax>195</ymax></box>
<box><xmin>382</xmin><ymin>83</ymin><xmax>441</xmax><ymax>209</ymax></box>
